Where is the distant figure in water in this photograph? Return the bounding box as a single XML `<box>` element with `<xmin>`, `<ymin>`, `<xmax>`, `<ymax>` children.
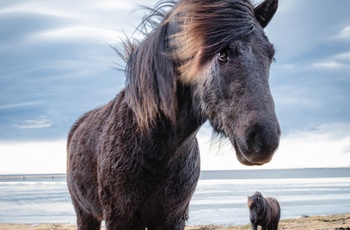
<box><xmin>247</xmin><ymin>191</ymin><xmax>280</xmax><ymax>230</ymax></box>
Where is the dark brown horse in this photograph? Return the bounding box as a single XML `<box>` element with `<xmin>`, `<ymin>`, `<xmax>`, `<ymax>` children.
<box><xmin>67</xmin><ymin>0</ymin><xmax>281</xmax><ymax>229</ymax></box>
<box><xmin>247</xmin><ymin>191</ymin><xmax>281</xmax><ymax>230</ymax></box>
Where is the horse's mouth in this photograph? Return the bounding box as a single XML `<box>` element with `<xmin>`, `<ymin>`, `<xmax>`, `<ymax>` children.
<box><xmin>233</xmin><ymin>139</ymin><xmax>270</xmax><ymax>166</ymax></box>
<box><xmin>230</xmin><ymin>122</ymin><xmax>280</xmax><ymax>166</ymax></box>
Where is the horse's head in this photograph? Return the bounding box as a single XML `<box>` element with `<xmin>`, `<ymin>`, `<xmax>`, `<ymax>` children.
<box><xmin>171</xmin><ymin>0</ymin><xmax>280</xmax><ymax>166</ymax></box>
<box><xmin>247</xmin><ymin>191</ymin><xmax>264</xmax><ymax>222</ymax></box>
<box><xmin>123</xmin><ymin>0</ymin><xmax>280</xmax><ymax>165</ymax></box>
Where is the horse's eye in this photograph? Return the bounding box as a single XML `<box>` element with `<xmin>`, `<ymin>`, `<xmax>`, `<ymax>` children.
<box><xmin>218</xmin><ymin>50</ymin><xmax>228</xmax><ymax>62</ymax></box>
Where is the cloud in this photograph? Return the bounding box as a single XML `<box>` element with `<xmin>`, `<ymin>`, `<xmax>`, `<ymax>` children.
<box><xmin>197</xmin><ymin>122</ymin><xmax>350</xmax><ymax>170</ymax></box>
<box><xmin>0</xmin><ymin>1</ymin><xmax>94</xmax><ymax>21</ymax></box>
<box><xmin>312</xmin><ymin>51</ymin><xmax>350</xmax><ymax>70</ymax></box>
<box><xmin>268</xmin><ymin>123</ymin><xmax>350</xmax><ymax>168</ymax></box>
<box><xmin>0</xmin><ymin>0</ymin><xmax>142</xmax><ymax>48</ymax></box>
<box><xmin>0</xmin><ymin>101</ymin><xmax>46</xmax><ymax>110</ymax></box>
<box><xmin>92</xmin><ymin>1</ymin><xmax>134</xmax><ymax>10</ymax></box>
<box><xmin>312</xmin><ymin>60</ymin><xmax>346</xmax><ymax>70</ymax></box>
<box><xmin>13</xmin><ymin>117</ymin><xmax>52</xmax><ymax>129</ymax></box>
<box><xmin>1</xmin><ymin>0</ymin><xmax>350</xmax><ymax>171</ymax></box>
<box><xmin>343</xmin><ymin>145</ymin><xmax>350</xmax><ymax>154</ymax></box>
<box><xmin>335</xmin><ymin>51</ymin><xmax>350</xmax><ymax>60</ymax></box>
<box><xmin>29</xmin><ymin>25</ymin><xmax>123</xmax><ymax>44</ymax></box>
<box><xmin>285</xmin><ymin>122</ymin><xmax>350</xmax><ymax>140</ymax></box>
<box><xmin>0</xmin><ymin>140</ymin><xmax>66</xmax><ymax>174</ymax></box>
<box><xmin>337</xmin><ymin>26</ymin><xmax>350</xmax><ymax>39</ymax></box>
<box><xmin>273</xmin><ymin>86</ymin><xmax>322</xmax><ymax>108</ymax></box>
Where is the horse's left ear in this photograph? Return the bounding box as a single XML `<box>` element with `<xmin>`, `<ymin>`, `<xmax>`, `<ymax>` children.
<box><xmin>254</xmin><ymin>0</ymin><xmax>278</xmax><ymax>28</ymax></box>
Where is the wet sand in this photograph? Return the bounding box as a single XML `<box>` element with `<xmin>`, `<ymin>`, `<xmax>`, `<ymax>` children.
<box><xmin>1</xmin><ymin>213</ymin><xmax>349</xmax><ymax>230</ymax></box>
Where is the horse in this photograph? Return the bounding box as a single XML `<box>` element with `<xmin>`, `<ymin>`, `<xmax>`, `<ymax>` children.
<box><xmin>66</xmin><ymin>0</ymin><xmax>281</xmax><ymax>229</ymax></box>
<box><xmin>247</xmin><ymin>191</ymin><xmax>281</xmax><ymax>230</ymax></box>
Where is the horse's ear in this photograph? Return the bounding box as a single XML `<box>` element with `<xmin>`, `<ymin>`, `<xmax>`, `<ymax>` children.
<box><xmin>254</xmin><ymin>0</ymin><xmax>278</xmax><ymax>28</ymax></box>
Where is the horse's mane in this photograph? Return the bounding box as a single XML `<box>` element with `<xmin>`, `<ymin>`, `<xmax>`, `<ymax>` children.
<box><xmin>168</xmin><ymin>0</ymin><xmax>255</xmax><ymax>81</ymax></box>
<box><xmin>120</xmin><ymin>0</ymin><xmax>255</xmax><ymax>130</ymax></box>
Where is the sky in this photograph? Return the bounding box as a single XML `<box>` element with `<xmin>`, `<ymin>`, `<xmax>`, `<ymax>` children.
<box><xmin>0</xmin><ymin>0</ymin><xmax>350</xmax><ymax>174</ymax></box>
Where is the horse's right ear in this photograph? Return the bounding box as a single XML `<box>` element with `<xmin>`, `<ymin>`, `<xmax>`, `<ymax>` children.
<box><xmin>254</xmin><ymin>0</ymin><xmax>278</xmax><ymax>28</ymax></box>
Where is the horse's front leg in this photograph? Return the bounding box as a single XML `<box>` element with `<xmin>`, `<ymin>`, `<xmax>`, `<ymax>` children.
<box><xmin>147</xmin><ymin>205</ymin><xmax>188</xmax><ymax>230</ymax></box>
<box><xmin>104</xmin><ymin>214</ymin><xmax>144</xmax><ymax>230</ymax></box>
<box><xmin>71</xmin><ymin>196</ymin><xmax>101</xmax><ymax>230</ymax></box>
<box><xmin>99</xmin><ymin>186</ymin><xmax>144</xmax><ymax>230</ymax></box>
<box><xmin>251</xmin><ymin>223</ymin><xmax>258</xmax><ymax>230</ymax></box>
<box><xmin>150</xmin><ymin>216</ymin><xmax>186</xmax><ymax>230</ymax></box>
<box><xmin>268</xmin><ymin>222</ymin><xmax>279</xmax><ymax>230</ymax></box>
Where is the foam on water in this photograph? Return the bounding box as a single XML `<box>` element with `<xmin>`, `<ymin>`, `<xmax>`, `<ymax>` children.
<box><xmin>1</xmin><ymin>169</ymin><xmax>349</xmax><ymax>225</ymax></box>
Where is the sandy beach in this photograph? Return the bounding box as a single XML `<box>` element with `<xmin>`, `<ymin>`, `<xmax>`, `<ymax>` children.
<box><xmin>1</xmin><ymin>213</ymin><xmax>349</xmax><ymax>230</ymax></box>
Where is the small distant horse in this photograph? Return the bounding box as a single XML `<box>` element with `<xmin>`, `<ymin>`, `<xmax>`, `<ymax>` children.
<box><xmin>247</xmin><ymin>191</ymin><xmax>281</xmax><ymax>230</ymax></box>
<box><xmin>67</xmin><ymin>0</ymin><xmax>281</xmax><ymax>229</ymax></box>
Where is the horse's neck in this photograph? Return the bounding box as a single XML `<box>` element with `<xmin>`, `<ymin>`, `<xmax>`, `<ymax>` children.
<box><xmin>258</xmin><ymin>198</ymin><xmax>268</xmax><ymax>215</ymax></box>
<box><xmin>173</xmin><ymin>84</ymin><xmax>205</xmax><ymax>142</ymax></box>
<box><xmin>141</xmin><ymin>85</ymin><xmax>205</xmax><ymax>152</ymax></box>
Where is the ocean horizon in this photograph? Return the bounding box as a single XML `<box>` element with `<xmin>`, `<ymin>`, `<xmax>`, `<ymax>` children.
<box><xmin>0</xmin><ymin>167</ymin><xmax>349</xmax><ymax>226</ymax></box>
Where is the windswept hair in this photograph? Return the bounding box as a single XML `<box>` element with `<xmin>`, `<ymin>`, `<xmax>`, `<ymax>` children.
<box><xmin>169</xmin><ymin>0</ymin><xmax>255</xmax><ymax>82</ymax></box>
<box><xmin>120</xmin><ymin>0</ymin><xmax>256</xmax><ymax>130</ymax></box>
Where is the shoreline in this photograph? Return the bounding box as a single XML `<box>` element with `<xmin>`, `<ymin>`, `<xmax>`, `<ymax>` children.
<box><xmin>1</xmin><ymin>214</ymin><xmax>349</xmax><ymax>230</ymax></box>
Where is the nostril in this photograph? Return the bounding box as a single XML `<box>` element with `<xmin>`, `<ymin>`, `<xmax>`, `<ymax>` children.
<box><xmin>245</xmin><ymin>123</ymin><xmax>280</xmax><ymax>155</ymax></box>
<box><xmin>247</xmin><ymin>129</ymin><xmax>263</xmax><ymax>153</ymax></box>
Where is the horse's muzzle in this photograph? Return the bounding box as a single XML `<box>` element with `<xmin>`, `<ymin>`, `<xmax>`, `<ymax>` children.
<box><xmin>234</xmin><ymin>122</ymin><xmax>280</xmax><ymax>166</ymax></box>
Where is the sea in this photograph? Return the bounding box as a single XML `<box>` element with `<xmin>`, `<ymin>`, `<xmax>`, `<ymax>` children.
<box><xmin>0</xmin><ymin>168</ymin><xmax>349</xmax><ymax>226</ymax></box>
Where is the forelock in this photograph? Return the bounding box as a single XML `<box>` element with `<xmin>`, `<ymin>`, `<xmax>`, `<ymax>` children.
<box><xmin>169</xmin><ymin>0</ymin><xmax>255</xmax><ymax>82</ymax></box>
